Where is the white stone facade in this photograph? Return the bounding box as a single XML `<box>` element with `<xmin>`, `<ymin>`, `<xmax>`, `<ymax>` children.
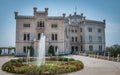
<box><xmin>15</xmin><ymin>7</ymin><xmax>106</xmax><ymax>56</ymax></box>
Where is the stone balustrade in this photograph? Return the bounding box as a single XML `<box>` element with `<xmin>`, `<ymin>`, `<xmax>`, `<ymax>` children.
<box><xmin>79</xmin><ymin>52</ymin><xmax>120</xmax><ymax>62</ymax></box>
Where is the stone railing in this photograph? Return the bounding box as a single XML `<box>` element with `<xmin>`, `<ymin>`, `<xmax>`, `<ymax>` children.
<box><xmin>79</xmin><ymin>52</ymin><xmax>120</xmax><ymax>62</ymax></box>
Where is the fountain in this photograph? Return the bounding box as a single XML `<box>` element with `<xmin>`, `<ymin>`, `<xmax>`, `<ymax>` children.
<box><xmin>37</xmin><ymin>33</ymin><xmax>46</xmax><ymax>66</ymax></box>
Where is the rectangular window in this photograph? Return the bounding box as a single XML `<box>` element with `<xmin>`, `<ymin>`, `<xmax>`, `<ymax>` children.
<box><xmin>88</xmin><ymin>27</ymin><xmax>92</xmax><ymax>32</ymax></box>
<box><xmin>23</xmin><ymin>46</ymin><xmax>27</xmax><ymax>53</ymax></box>
<box><xmin>71</xmin><ymin>29</ymin><xmax>74</xmax><ymax>33</ymax></box>
<box><xmin>69</xmin><ymin>29</ymin><xmax>70</xmax><ymax>32</ymax></box>
<box><xmin>89</xmin><ymin>35</ymin><xmax>92</xmax><ymax>42</ymax></box>
<box><xmin>37</xmin><ymin>21</ymin><xmax>44</xmax><ymax>27</ymax></box>
<box><xmin>40</xmin><ymin>21</ymin><xmax>42</xmax><ymax>27</ymax></box>
<box><xmin>80</xmin><ymin>35</ymin><xmax>82</xmax><ymax>42</ymax></box>
<box><xmin>81</xmin><ymin>45</ymin><xmax>83</xmax><ymax>51</ymax></box>
<box><xmin>98</xmin><ymin>28</ymin><xmax>101</xmax><ymax>33</ymax></box>
<box><xmin>75</xmin><ymin>46</ymin><xmax>78</xmax><ymax>51</ymax></box>
<box><xmin>80</xmin><ymin>28</ymin><xmax>82</xmax><ymax>32</ymax></box>
<box><xmin>23</xmin><ymin>33</ymin><xmax>30</xmax><ymax>41</ymax></box>
<box><xmin>24</xmin><ymin>34</ymin><xmax>26</xmax><ymax>40</ymax></box>
<box><xmin>23</xmin><ymin>24</ymin><xmax>30</xmax><ymax>27</ymax></box>
<box><xmin>51</xmin><ymin>24</ymin><xmax>58</xmax><ymax>28</ymax></box>
<box><xmin>99</xmin><ymin>45</ymin><xmax>102</xmax><ymax>52</ymax></box>
<box><xmin>75</xmin><ymin>37</ymin><xmax>77</xmax><ymax>42</ymax></box>
<box><xmin>27</xmin><ymin>34</ymin><xmax>30</xmax><ymax>40</ymax></box>
<box><xmin>38</xmin><ymin>33</ymin><xmax>41</xmax><ymax>40</ymax></box>
<box><xmin>72</xmin><ymin>37</ymin><xmax>74</xmax><ymax>42</ymax></box>
<box><xmin>51</xmin><ymin>33</ymin><xmax>57</xmax><ymax>41</ymax></box>
<box><xmin>52</xmin><ymin>34</ymin><xmax>54</xmax><ymax>41</ymax></box>
<box><xmin>71</xmin><ymin>46</ymin><xmax>74</xmax><ymax>54</ymax></box>
<box><xmin>55</xmin><ymin>34</ymin><xmax>57</xmax><ymax>41</ymax></box>
<box><xmin>75</xmin><ymin>30</ymin><xmax>77</xmax><ymax>33</ymax></box>
<box><xmin>89</xmin><ymin>45</ymin><xmax>93</xmax><ymax>51</ymax></box>
<box><xmin>43</xmin><ymin>22</ymin><xmax>45</xmax><ymax>27</ymax></box>
<box><xmin>98</xmin><ymin>36</ymin><xmax>102</xmax><ymax>42</ymax></box>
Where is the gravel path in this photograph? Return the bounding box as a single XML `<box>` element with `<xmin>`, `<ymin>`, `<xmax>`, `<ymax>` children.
<box><xmin>0</xmin><ymin>55</ymin><xmax>120</xmax><ymax>75</ymax></box>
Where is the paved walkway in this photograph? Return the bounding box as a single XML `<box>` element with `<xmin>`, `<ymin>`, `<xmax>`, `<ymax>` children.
<box><xmin>0</xmin><ymin>56</ymin><xmax>15</xmax><ymax>75</ymax></box>
<box><xmin>0</xmin><ymin>55</ymin><xmax>120</xmax><ymax>75</ymax></box>
<box><xmin>66</xmin><ymin>55</ymin><xmax>120</xmax><ymax>75</ymax></box>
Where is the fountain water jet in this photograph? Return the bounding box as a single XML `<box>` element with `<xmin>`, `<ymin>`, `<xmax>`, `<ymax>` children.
<box><xmin>37</xmin><ymin>33</ymin><xmax>46</xmax><ymax>66</ymax></box>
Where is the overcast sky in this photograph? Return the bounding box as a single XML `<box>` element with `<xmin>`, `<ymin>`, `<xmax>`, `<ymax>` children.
<box><xmin>0</xmin><ymin>0</ymin><xmax>120</xmax><ymax>47</ymax></box>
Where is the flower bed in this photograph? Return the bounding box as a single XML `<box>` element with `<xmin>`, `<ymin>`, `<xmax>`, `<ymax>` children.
<box><xmin>2</xmin><ymin>57</ymin><xmax>84</xmax><ymax>75</ymax></box>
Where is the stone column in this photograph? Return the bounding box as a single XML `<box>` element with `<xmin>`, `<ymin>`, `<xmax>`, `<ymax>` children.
<box><xmin>104</xmin><ymin>53</ymin><xmax>106</xmax><ymax>59</ymax></box>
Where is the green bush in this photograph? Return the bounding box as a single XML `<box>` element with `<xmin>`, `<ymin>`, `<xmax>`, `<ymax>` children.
<box><xmin>58</xmin><ymin>57</ymin><xmax>68</xmax><ymax>61</ymax></box>
<box><xmin>17</xmin><ymin>58</ymin><xmax>23</xmax><ymax>63</ymax></box>
<box><xmin>48</xmin><ymin>45</ymin><xmax>55</xmax><ymax>56</ymax></box>
<box><xmin>68</xmin><ymin>58</ymin><xmax>75</xmax><ymax>61</ymax></box>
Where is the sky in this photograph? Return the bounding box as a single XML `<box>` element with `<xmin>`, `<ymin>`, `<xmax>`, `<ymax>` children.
<box><xmin>0</xmin><ymin>0</ymin><xmax>120</xmax><ymax>47</ymax></box>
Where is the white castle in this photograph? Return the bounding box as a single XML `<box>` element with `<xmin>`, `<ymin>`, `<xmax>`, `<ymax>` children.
<box><xmin>15</xmin><ymin>7</ymin><xmax>106</xmax><ymax>56</ymax></box>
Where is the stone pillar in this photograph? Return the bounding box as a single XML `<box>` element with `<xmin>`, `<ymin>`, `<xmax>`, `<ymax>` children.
<box><xmin>7</xmin><ymin>49</ymin><xmax>10</xmax><ymax>55</ymax></box>
<box><xmin>117</xmin><ymin>54</ymin><xmax>120</xmax><ymax>62</ymax></box>
<box><xmin>94</xmin><ymin>53</ymin><xmax>96</xmax><ymax>58</ymax></box>
<box><xmin>103</xmin><ymin>53</ymin><xmax>105</xmax><ymax>59</ymax></box>
<box><xmin>89</xmin><ymin>52</ymin><xmax>91</xmax><ymax>57</ymax></box>
<box><xmin>97</xmin><ymin>53</ymin><xmax>99</xmax><ymax>58</ymax></box>
<box><xmin>4</xmin><ymin>48</ymin><xmax>5</xmax><ymax>55</ymax></box>
<box><xmin>112</xmin><ymin>56</ymin><xmax>114</xmax><ymax>61</ymax></box>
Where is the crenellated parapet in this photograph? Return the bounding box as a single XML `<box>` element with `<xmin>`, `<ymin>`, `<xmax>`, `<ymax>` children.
<box><xmin>33</xmin><ymin>7</ymin><xmax>48</xmax><ymax>17</ymax></box>
<box><xmin>48</xmin><ymin>16</ymin><xmax>64</xmax><ymax>20</ymax></box>
<box><xmin>15</xmin><ymin>15</ymin><xmax>34</xmax><ymax>19</ymax></box>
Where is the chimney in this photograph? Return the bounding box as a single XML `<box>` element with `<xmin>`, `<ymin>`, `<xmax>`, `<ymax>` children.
<box><xmin>83</xmin><ymin>16</ymin><xmax>86</xmax><ymax>20</ymax></box>
<box><xmin>14</xmin><ymin>12</ymin><xmax>18</xmax><ymax>18</ymax></box>
<box><xmin>62</xmin><ymin>13</ymin><xmax>66</xmax><ymax>18</ymax></box>
<box><xmin>81</xmin><ymin>13</ymin><xmax>83</xmax><ymax>17</ymax></box>
<box><xmin>74</xmin><ymin>12</ymin><xmax>76</xmax><ymax>15</ymax></box>
<box><xmin>45</xmin><ymin>8</ymin><xmax>48</xmax><ymax>15</ymax></box>
<box><xmin>33</xmin><ymin>7</ymin><xmax>37</xmax><ymax>13</ymax></box>
<box><xmin>103</xmin><ymin>19</ymin><xmax>106</xmax><ymax>23</ymax></box>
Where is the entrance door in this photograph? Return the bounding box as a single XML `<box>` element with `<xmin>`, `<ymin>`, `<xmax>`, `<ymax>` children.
<box><xmin>71</xmin><ymin>46</ymin><xmax>74</xmax><ymax>54</ymax></box>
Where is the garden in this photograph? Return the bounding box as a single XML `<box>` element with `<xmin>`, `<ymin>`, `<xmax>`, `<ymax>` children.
<box><xmin>2</xmin><ymin>56</ymin><xmax>84</xmax><ymax>75</ymax></box>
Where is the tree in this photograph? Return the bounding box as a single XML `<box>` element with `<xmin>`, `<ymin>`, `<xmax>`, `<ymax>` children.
<box><xmin>106</xmin><ymin>44</ymin><xmax>120</xmax><ymax>57</ymax></box>
<box><xmin>29</xmin><ymin>46</ymin><xmax>34</xmax><ymax>56</ymax></box>
<box><xmin>8</xmin><ymin>47</ymin><xmax>12</xmax><ymax>55</ymax></box>
<box><xmin>48</xmin><ymin>45</ymin><xmax>54</xmax><ymax>56</ymax></box>
<box><xmin>0</xmin><ymin>49</ymin><xmax>2</xmax><ymax>55</ymax></box>
<box><xmin>27</xmin><ymin>46</ymin><xmax>34</xmax><ymax>57</ymax></box>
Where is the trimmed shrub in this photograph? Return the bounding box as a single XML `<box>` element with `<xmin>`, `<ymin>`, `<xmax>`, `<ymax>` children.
<box><xmin>68</xmin><ymin>58</ymin><xmax>75</xmax><ymax>61</ymax></box>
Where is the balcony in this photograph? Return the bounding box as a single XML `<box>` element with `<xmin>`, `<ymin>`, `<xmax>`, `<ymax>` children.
<box><xmin>36</xmin><ymin>27</ymin><xmax>45</xmax><ymax>30</ymax></box>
